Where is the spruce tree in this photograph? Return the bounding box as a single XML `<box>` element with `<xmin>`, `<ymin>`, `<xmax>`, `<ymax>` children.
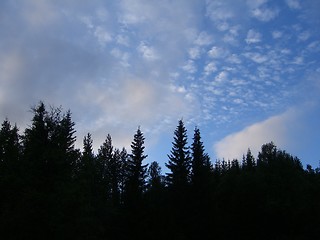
<box><xmin>125</xmin><ymin>127</ymin><xmax>148</xmax><ymax>206</ymax></box>
<box><xmin>166</xmin><ymin>119</ymin><xmax>191</xmax><ymax>191</ymax></box>
<box><xmin>0</xmin><ymin>119</ymin><xmax>20</xmax><ymax>173</ymax></box>
<box><xmin>147</xmin><ymin>161</ymin><xmax>163</xmax><ymax>191</ymax></box>
<box><xmin>190</xmin><ymin>126</ymin><xmax>211</xmax><ymax>189</ymax></box>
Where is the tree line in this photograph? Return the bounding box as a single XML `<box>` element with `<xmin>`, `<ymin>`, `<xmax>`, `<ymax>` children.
<box><xmin>0</xmin><ymin>102</ymin><xmax>319</xmax><ymax>239</ymax></box>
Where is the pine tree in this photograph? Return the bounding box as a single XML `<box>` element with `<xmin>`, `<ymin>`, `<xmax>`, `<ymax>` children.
<box><xmin>0</xmin><ymin>119</ymin><xmax>21</xmax><ymax>231</ymax></box>
<box><xmin>246</xmin><ymin>148</ymin><xmax>255</xmax><ymax>171</ymax></box>
<box><xmin>118</xmin><ymin>147</ymin><xmax>128</xmax><ymax>204</ymax></box>
<box><xmin>166</xmin><ymin>119</ymin><xmax>191</xmax><ymax>191</ymax></box>
<box><xmin>125</xmin><ymin>127</ymin><xmax>148</xmax><ymax>206</ymax></box>
<box><xmin>22</xmin><ymin>102</ymin><xmax>49</xmax><ymax>190</ymax></box>
<box><xmin>97</xmin><ymin>134</ymin><xmax>123</xmax><ymax>206</ymax></box>
<box><xmin>191</xmin><ymin>126</ymin><xmax>212</xmax><ymax>189</ymax></box>
<box><xmin>0</xmin><ymin>119</ymin><xmax>20</xmax><ymax>173</ymax></box>
<box><xmin>147</xmin><ymin>161</ymin><xmax>163</xmax><ymax>191</ymax></box>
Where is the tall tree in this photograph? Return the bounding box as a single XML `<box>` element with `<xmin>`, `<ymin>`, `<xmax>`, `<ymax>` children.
<box><xmin>97</xmin><ymin>134</ymin><xmax>123</xmax><ymax>206</ymax></box>
<box><xmin>190</xmin><ymin>126</ymin><xmax>212</xmax><ymax>189</ymax></box>
<box><xmin>125</xmin><ymin>127</ymin><xmax>148</xmax><ymax>206</ymax></box>
<box><xmin>118</xmin><ymin>147</ymin><xmax>128</xmax><ymax>204</ymax></box>
<box><xmin>166</xmin><ymin>119</ymin><xmax>191</xmax><ymax>191</ymax></box>
<box><xmin>242</xmin><ymin>148</ymin><xmax>255</xmax><ymax>171</ymax></box>
<box><xmin>0</xmin><ymin>119</ymin><xmax>21</xmax><ymax>234</ymax></box>
<box><xmin>0</xmin><ymin>119</ymin><xmax>20</xmax><ymax>173</ymax></box>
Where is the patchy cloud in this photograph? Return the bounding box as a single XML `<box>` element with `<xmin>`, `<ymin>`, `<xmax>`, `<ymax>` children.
<box><xmin>245</xmin><ymin>29</ymin><xmax>262</xmax><ymax>44</ymax></box>
<box><xmin>286</xmin><ymin>0</ymin><xmax>301</xmax><ymax>10</ymax></box>
<box><xmin>0</xmin><ymin>0</ymin><xmax>319</xmax><ymax>166</ymax></box>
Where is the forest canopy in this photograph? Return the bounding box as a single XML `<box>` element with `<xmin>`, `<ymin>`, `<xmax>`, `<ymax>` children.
<box><xmin>1</xmin><ymin>102</ymin><xmax>319</xmax><ymax>240</ymax></box>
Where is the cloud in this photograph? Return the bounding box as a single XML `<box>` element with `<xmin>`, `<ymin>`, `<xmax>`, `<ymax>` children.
<box><xmin>137</xmin><ymin>42</ymin><xmax>159</xmax><ymax>61</ymax></box>
<box><xmin>182</xmin><ymin>60</ymin><xmax>197</xmax><ymax>74</ymax></box>
<box><xmin>245</xmin><ymin>29</ymin><xmax>262</xmax><ymax>44</ymax></box>
<box><xmin>94</xmin><ymin>26</ymin><xmax>112</xmax><ymax>47</ymax></box>
<box><xmin>285</xmin><ymin>0</ymin><xmax>301</xmax><ymax>10</ymax></box>
<box><xmin>204</xmin><ymin>62</ymin><xmax>218</xmax><ymax>76</ymax></box>
<box><xmin>251</xmin><ymin>6</ymin><xmax>279</xmax><ymax>22</ymax></box>
<box><xmin>298</xmin><ymin>31</ymin><xmax>311</xmax><ymax>42</ymax></box>
<box><xmin>194</xmin><ymin>31</ymin><xmax>214</xmax><ymax>46</ymax></box>
<box><xmin>214</xmin><ymin>109</ymin><xmax>296</xmax><ymax>160</ymax></box>
<box><xmin>272</xmin><ymin>30</ymin><xmax>283</xmax><ymax>39</ymax></box>
<box><xmin>208</xmin><ymin>46</ymin><xmax>227</xmax><ymax>58</ymax></box>
<box><xmin>243</xmin><ymin>52</ymin><xmax>268</xmax><ymax>63</ymax></box>
<box><xmin>188</xmin><ymin>47</ymin><xmax>201</xmax><ymax>59</ymax></box>
<box><xmin>0</xmin><ymin>0</ymin><xmax>201</xmax><ymax>151</ymax></box>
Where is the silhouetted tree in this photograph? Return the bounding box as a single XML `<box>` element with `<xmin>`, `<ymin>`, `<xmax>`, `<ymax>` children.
<box><xmin>124</xmin><ymin>127</ymin><xmax>148</xmax><ymax>207</ymax></box>
<box><xmin>147</xmin><ymin>161</ymin><xmax>164</xmax><ymax>191</ymax></box>
<box><xmin>166</xmin><ymin>119</ymin><xmax>191</xmax><ymax>191</ymax></box>
<box><xmin>1</xmin><ymin>102</ymin><xmax>320</xmax><ymax>240</ymax></box>
<box><xmin>97</xmin><ymin>134</ymin><xmax>123</xmax><ymax>206</ymax></box>
<box><xmin>0</xmin><ymin>119</ymin><xmax>22</xmax><ymax>237</ymax></box>
<box><xmin>0</xmin><ymin>119</ymin><xmax>20</xmax><ymax>173</ymax></box>
<box><xmin>242</xmin><ymin>148</ymin><xmax>255</xmax><ymax>171</ymax></box>
<box><xmin>191</xmin><ymin>126</ymin><xmax>212</xmax><ymax>189</ymax></box>
<box><xmin>118</xmin><ymin>147</ymin><xmax>128</xmax><ymax>204</ymax></box>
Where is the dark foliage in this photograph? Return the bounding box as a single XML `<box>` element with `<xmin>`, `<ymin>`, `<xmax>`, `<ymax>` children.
<box><xmin>0</xmin><ymin>103</ymin><xmax>319</xmax><ymax>240</ymax></box>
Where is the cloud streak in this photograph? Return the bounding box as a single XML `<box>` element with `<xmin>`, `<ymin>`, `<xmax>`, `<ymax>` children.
<box><xmin>214</xmin><ymin>109</ymin><xmax>295</xmax><ymax>160</ymax></box>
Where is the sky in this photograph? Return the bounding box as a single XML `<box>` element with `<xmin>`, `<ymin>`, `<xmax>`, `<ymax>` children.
<box><xmin>1</xmin><ymin>0</ymin><xmax>319</xmax><ymax>169</ymax></box>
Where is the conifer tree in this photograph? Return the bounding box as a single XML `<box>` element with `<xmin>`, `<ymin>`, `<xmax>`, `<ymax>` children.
<box><xmin>166</xmin><ymin>119</ymin><xmax>191</xmax><ymax>190</ymax></box>
<box><xmin>190</xmin><ymin>126</ymin><xmax>212</xmax><ymax>189</ymax></box>
<box><xmin>125</xmin><ymin>127</ymin><xmax>148</xmax><ymax>206</ymax></box>
<box><xmin>147</xmin><ymin>161</ymin><xmax>163</xmax><ymax>191</ymax></box>
<box><xmin>0</xmin><ymin>119</ymin><xmax>20</xmax><ymax>172</ymax></box>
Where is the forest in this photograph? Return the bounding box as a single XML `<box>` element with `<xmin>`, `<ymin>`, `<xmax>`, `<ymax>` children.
<box><xmin>0</xmin><ymin>102</ymin><xmax>319</xmax><ymax>240</ymax></box>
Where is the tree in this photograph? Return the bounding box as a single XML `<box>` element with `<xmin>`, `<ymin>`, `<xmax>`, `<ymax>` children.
<box><xmin>190</xmin><ymin>126</ymin><xmax>212</xmax><ymax>189</ymax></box>
<box><xmin>118</xmin><ymin>147</ymin><xmax>128</xmax><ymax>204</ymax></box>
<box><xmin>0</xmin><ymin>119</ymin><xmax>20</xmax><ymax>173</ymax></box>
<box><xmin>257</xmin><ymin>142</ymin><xmax>277</xmax><ymax>167</ymax></box>
<box><xmin>0</xmin><ymin>119</ymin><xmax>21</xmax><ymax>237</ymax></box>
<box><xmin>147</xmin><ymin>161</ymin><xmax>164</xmax><ymax>191</ymax></box>
<box><xmin>78</xmin><ymin>133</ymin><xmax>96</xmax><ymax>189</ymax></box>
<box><xmin>96</xmin><ymin>134</ymin><xmax>113</xmax><ymax>201</ymax></box>
<box><xmin>242</xmin><ymin>148</ymin><xmax>255</xmax><ymax>171</ymax></box>
<box><xmin>124</xmin><ymin>127</ymin><xmax>148</xmax><ymax>206</ymax></box>
<box><xmin>166</xmin><ymin>119</ymin><xmax>191</xmax><ymax>190</ymax></box>
<box><xmin>97</xmin><ymin>134</ymin><xmax>123</xmax><ymax>206</ymax></box>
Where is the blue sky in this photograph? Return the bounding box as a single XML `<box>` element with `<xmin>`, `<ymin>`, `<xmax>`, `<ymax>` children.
<box><xmin>0</xmin><ymin>0</ymin><xmax>319</xmax><ymax>168</ymax></box>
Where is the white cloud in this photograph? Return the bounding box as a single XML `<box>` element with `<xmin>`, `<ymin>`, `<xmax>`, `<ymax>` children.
<box><xmin>188</xmin><ymin>47</ymin><xmax>201</xmax><ymax>59</ymax></box>
<box><xmin>94</xmin><ymin>26</ymin><xmax>112</xmax><ymax>47</ymax></box>
<box><xmin>137</xmin><ymin>42</ymin><xmax>159</xmax><ymax>61</ymax></box>
<box><xmin>204</xmin><ymin>62</ymin><xmax>218</xmax><ymax>75</ymax></box>
<box><xmin>272</xmin><ymin>30</ymin><xmax>283</xmax><ymax>39</ymax></box>
<box><xmin>251</xmin><ymin>7</ymin><xmax>279</xmax><ymax>22</ymax></box>
<box><xmin>111</xmin><ymin>48</ymin><xmax>130</xmax><ymax>67</ymax></box>
<box><xmin>214</xmin><ymin>109</ymin><xmax>295</xmax><ymax>160</ymax></box>
<box><xmin>194</xmin><ymin>31</ymin><xmax>213</xmax><ymax>46</ymax></box>
<box><xmin>182</xmin><ymin>60</ymin><xmax>197</xmax><ymax>73</ymax></box>
<box><xmin>208</xmin><ymin>46</ymin><xmax>227</xmax><ymax>58</ymax></box>
<box><xmin>285</xmin><ymin>0</ymin><xmax>301</xmax><ymax>10</ymax></box>
<box><xmin>215</xmin><ymin>71</ymin><xmax>228</xmax><ymax>83</ymax></box>
<box><xmin>227</xmin><ymin>54</ymin><xmax>242</xmax><ymax>64</ymax></box>
<box><xmin>116</xmin><ymin>34</ymin><xmax>130</xmax><ymax>46</ymax></box>
<box><xmin>245</xmin><ymin>29</ymin><xmax>262</xmax><ymax>44</ymax></box>
<box><xmin>244</xmin><ymin>52</ymin><xmax>268</xmax><ymax>63</ymax></box>
<box><xmin>206</xmin><ymin>0</ymin><xmax>235</xmax><ymax>21</ymax></box>
<box><xmin>298</xmin><ymin>31</ymin><xmax>311</xmax><ymax>42</ymax></box>
<box><xmin>246</xmin><ymin>0</ymin><xmax>268</xmax><ymax>9</ymax></box>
